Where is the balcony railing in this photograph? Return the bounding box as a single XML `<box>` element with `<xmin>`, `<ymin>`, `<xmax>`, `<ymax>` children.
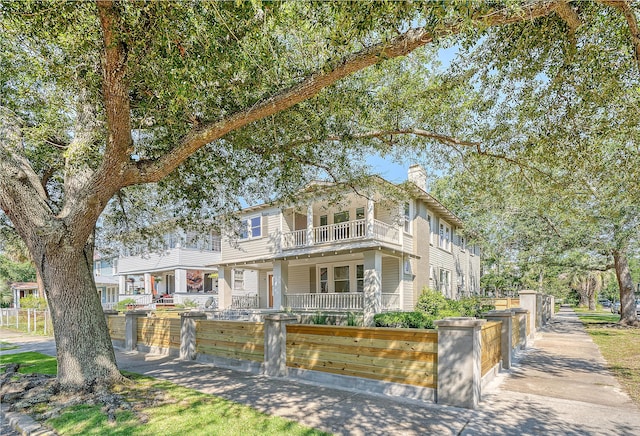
<box><xmin>283</xmin><ymin>293</ymin><xmax>400</xmax><ymax>311</ymax></box>
<box><xmin>282</xmin><ymin>219</ymin><xmax>400</xmax><ymax>250</ymax></box>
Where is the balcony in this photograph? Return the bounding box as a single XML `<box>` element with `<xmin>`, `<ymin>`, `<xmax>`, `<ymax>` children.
<box><xmin>283</xmin><ymin>292</ymin><xmax>400</xmax><ymax>311</ymax></box>
<box><xmin>281</xmin><ymin>219</ymin><xmax>400</xmax><ymax>250</ymax></box>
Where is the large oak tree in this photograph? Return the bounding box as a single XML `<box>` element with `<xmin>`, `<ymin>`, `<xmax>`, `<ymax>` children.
<box><xmin>1</xmin><ymin>1</ymin><xmax>637</xmax><ymax>388</ymax></box>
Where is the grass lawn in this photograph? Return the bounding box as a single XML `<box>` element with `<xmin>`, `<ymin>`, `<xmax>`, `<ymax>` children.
<box><xmin>576</xmin><ymin>310</ymin><xmax>640</xmax><ymax>406</ymax></box>
<box><xmin>1</xmin><ymin>352</ymin><xmax>329</xmax><ymax>436</ymax></box>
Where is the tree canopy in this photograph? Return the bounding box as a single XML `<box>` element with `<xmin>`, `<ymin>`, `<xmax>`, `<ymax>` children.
<box><xmin>1</xmin><ymin>0</ymin><xmax>639</xmax><ymax>387</ymax></box>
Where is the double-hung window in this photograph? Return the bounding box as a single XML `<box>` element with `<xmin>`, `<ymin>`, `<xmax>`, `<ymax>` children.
<box><xmin>241</xmin><ymin>216</ymin><xmax>261</xmax><ymax>239</ymax></box>
<box><xmin>356</xmin><ymin>264</ymin><xmax>364</xmax><ymax>292</ymax></box>
<box><xmin>233</xmin><ymin>269</ymin><xmax>244</xmax><ymax>291</ymax></box>
<box><xmin>404</xmin><ymin>203</ymin><xmax>411</xmax><ymax>233</ymax></box>
<box><xmin>439</xmin><ymin>221</ymin><xmax>451</xmax><ymax>251</ymax></box>
<box><xmin>334</xmin><ymin>266</ymin><xmax>350</xmax><ymax>293</ymax></box>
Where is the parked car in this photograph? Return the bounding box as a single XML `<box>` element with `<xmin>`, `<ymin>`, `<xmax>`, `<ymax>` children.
<box><xmin>611</xmin><ymin>301</ymin><xmax>621</xmax><ymax>314</ymax></box>
<box><xmin>599</xmin><ymin>299</ymin><xmax>611</xmax><ymax>308</ymax></box>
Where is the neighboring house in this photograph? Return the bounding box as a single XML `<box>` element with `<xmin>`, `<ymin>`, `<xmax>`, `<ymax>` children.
<box><xmin>93</xmin><ymin>253</ymin><xmax>120</xmax><ymax>309</ymax></box>
<box><xmin>111</xmin><ymin>231</ymin><xmax>258</xmax><ymax>308</ymax></box>
<box><xmin>10</xmin><ymin>282</ymin><xmax>39</xmax><ymax>308</ymax></box>
<box><xmin>215</xmin><ymin>165</ymin><xmax>481</xmax><ymax>322</ymax></box>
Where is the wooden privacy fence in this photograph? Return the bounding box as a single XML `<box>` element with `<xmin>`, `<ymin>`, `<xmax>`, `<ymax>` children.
<box><xmin>196</xmin><ymin>320</ymin><xmax>264</xmax><ymax>362</ymax></box>
<box><xmin>107</xmin><ymin>314</ymin><xmax>125</xmax><ymax>341</ymax></box>
<box><xmin>286</xmin><ymin>325</ymin><xmax>438</xmax><ymax>388</ymax></box>
<box><xmin>137</xmin><ymin>317</ymin><xmax>181</xmax><ymax>351</ymax></box>
<box><xmin>484</xmin><ymin>298</ymin><xmax>520</xmax><ymax>310</ymax></box>
<box><xmin>481</xmin><ymin>321</ymin><xmax>502</xmax><ymax>376</ymax></box>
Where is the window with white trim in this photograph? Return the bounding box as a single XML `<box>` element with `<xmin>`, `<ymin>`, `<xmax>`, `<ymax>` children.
<box><xmin>356</xmin><ymin>264</ymin><xmax>364</xmax><ymax>293</ymax></box>
<box><xmin>403</xmin><ymin>203</ymin><xmax>411</xmax><ymax>233</ymax></box>
<box><xmin>427</xmin><ymin>214</ymin><xmax>433</xmax><ymax>245</ymax></box>
<box><xmin>233</xmin><ymin>269</ymin><xmax>244</xmax><ymax>291</ymax></box>
<box><xmin>319</xmin><ymin>267</ymin><xmax>328</xmax><ymax>293</ymax></box>
<box><xmin>240</xmin><ymin>216</ymin><xmax>262</xmax><ymax>239</ymax></box>
<box><xmin>439</xmin><ymin>221</ymin><xmax>451</xmax><ymax>251</ymax></box>
<box><xmin>334</xmin><ymin>266</ymin><xmax>350</xmax><ymax>293</ymax></box>
<box><xmin>439</xmin><ymin>269</ymin><xmax>451</xmax><ymax>294</ymax></box>
<box><xmin>459</xmin><ymin>234</ymin><xmax>466</xmax><ymax>251</ymax></box>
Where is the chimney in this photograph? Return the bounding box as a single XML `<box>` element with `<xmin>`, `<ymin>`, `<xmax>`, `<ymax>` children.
<box><xmin>408</xmin><ymin>165</ymin><xmax>427</xmax><ymax>191</ymax></box>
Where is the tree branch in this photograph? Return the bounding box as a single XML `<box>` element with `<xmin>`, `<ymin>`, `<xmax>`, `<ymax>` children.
<box><xmin>554</xmin><ymin>1</ymin><xmax>583</xmax><ymax>34</ymax></box>
<box><xmin>132</xmin><ymin>1</ymin><xmax>560</xmax><ymax>184</ymax></box>
<box><xmin>600</xmin><ymin>0</ymin><xmax>640</xmax><ymax>74</ymax></box>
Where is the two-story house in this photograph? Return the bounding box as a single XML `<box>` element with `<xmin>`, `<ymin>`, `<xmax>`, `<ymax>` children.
<box><xmin>216</xmin><ymin>166</ymin><xmax>481</xmax><ymax>324</ymax></box>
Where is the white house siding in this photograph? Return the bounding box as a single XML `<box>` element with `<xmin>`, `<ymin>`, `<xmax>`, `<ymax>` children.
<box><xmin>382</xmin><ymin>257</ymin><xmax>399</xmax><ymax>294</ymax></box>
<box><xmin>117</xmin><ymin>249</ymin><xmax>221</xmax><ymax>274</ymax></box>
<box><xmin>288</xmin><ymin>264</ymin><xmax>311</xmax><ymax>294</ymax></box>
<box><xmin>221</xmin><ymin>209</ymin><xmax>280</xmax><ymax>263</ymax></box>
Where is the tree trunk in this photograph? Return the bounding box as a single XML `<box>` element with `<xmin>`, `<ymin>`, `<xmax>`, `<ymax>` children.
<box><xmin>613</xmin><ymin>250</ymin><xmax>638</xmax><ymax>326</ymax></box>
<box><xmin>37</xmin><ymin>241</ymin><xmax>124</xmax><ymax>388</ymax></box>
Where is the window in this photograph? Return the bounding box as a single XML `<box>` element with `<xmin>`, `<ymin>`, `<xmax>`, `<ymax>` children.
<box><xmin>333</xmin><ymin>211</ymin><xmax>349</xmax><ymax>240</ymax></box>
<box><xmin>319</xmin><ymin>267</ymin><xmax>328</xmax><ymax>293</ymax></box>
<box><xmin>241</xmin><ymin>216</ymin><xmax>261</xmax><ymax>239</ymax></box>
<box><xmin>94</xmin><ymin>261</ymin><xmax>101</xmax><ymax>276</ymax></box>
<box><xmin>334</xmin><ymin>266</ymin><xmax>350</xmax><ymax>293</ymax></box>
<box><xmin>404</xmin><ymin>259</ymin><xmax>412</xmax><ymax>274</ymax></box>
<box><xmin>356</xmin><ymin>264</ymin><xmax>364</xmax><ymax>292</ymax></box>
<box><xmin>427</xmin><ymin>214</ymin><xmax>433</xmax><ymax>245</ymax></box>
<box><xmin>459</xmin><ymin>234</ymin><xmax>466</xmax><ymax>251</ymax></box>
<box><xmin>439</xmin><ymin>221</ymin><xmax>451</xmax><ymax>251</ymax></box>
<box><xmin>404</xmin><ymin>203</ymin><xmax>411</xmax><ymax>233</ymax></box>
<box><xmin>439</xmin><ymin>269</ymin><xmax>451</xmax><ymax>294</ymax></box>
<box><xmin>333</xmin><ymin>211</ymin><xmax>349</xmax><ymax>223</ymax></box>
<box><xmin>233</xmin><ymin>269</ymin><xmax>244</xmax><ymax>291</ymax></box>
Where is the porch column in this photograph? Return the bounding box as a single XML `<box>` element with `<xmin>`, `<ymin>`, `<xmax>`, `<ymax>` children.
<box><xmin>273</xmin><ymin>260</ymin><xmax>289</xmax><ymax>310</ymax></box>
<box><xmin>363</xmin><ymin>251</ymin><xmax>382</xmax><ymax>326</ymax></box>
<box><xmin>118</xmin><ymin>275</ymin><xmax>127</xmax><ymax>294</ymax></box>
<box><xmin>144</xmin><ymin>273</ymin><xmax>152</xmax><ymax>295</ymax></box>
<box><xmin>366</xmin><ymin>198</ymin><xmax>374</xmax><ymax>238</ymax></box>
<box><xmin>218</xmin><ymin>268</ymin><xmax>232</xmax><ymax>309</ymax></box>
<box><xmin>175</xmin><ymin>269</ymin><xmax>187</xmax><ymax>293</ymax></box>
<box><xmin>307</xmin><ymin>204</ymin><xmax>314</xmax><ymax>246</ymax></box>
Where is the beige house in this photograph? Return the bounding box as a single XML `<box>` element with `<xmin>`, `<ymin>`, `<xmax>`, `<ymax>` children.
<box><xmin>216</xmin><ymin>166</ymin><xmax>481</xmax><ymax>323</ymax></box>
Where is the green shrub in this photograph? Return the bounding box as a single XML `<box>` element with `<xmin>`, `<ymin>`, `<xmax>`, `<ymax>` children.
<box><xmin>115</xmin><ymin>298</ymin><xmax>137</xmax><ymax>311</ymax></box>
<box><xmin>373</xmin><ymin>311</ymin><xmax>435</xmax><ymax>329</ymax></box>
<box><xmin>19</xmin><ymin>295</ymin><xmax>48</xmax><ymax>309</ymax></box>
<box><xmin>182</xmin><ymin>299</ymin><xmax>198</xmax><ymax>308</ymax></box>
<box><xmin>415</xmin><ymin>288</ymin><xmax>448</xmax><ymax>316</ymax></box>
<box><xmin>346</xmin><ymin>312</ymin><xmax>360</xmax><ymax>326</ymax></box>
<box><xmin>311</xmin><ymin>311</ymin><xmax>328</xmax><ymax>325</ymax></box>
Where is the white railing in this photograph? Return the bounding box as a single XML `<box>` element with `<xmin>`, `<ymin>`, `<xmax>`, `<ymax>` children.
<box><xmin>118</xmin><ymin>294</ymin><xmax>153</xmax><ymax>306</ymax></box>
<box><xmin>284</xmin><ymin>293</ymin><xmax>364</xmax><ymax>310</ymax></box>
<box><xmin>0</xmin><ymin>308</ymin><xmax>53</xmax><ymax>335</ymax></box>
<box><xmin>381</xmin><ymin>293</ymin><xmax>400</xmax><ymax>310</ymax></box>
<box><xmin>373</xmin><ymin>221</ymin><xmax>400</xmax><ymax>244</ymax></box>
<box><xmin>231</xmin><ymin>295</ymin><xmax>259</xmax><ymax>309</ymax></box>
<box><xmin>281</xmin><ymin>229</ymin><xmax>307</xmax><ymax>249</ymax></box>
<box><xmin>282</xmin><ymin>219</ymin><xmax>400</xmax><ymax>250</ymax></box>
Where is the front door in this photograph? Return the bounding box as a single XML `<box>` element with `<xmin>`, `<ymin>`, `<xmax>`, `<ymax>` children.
<box><xmin>268</xmin><ymin>273</ymin><xmax>274</xmax><ymax>308</ymax></box>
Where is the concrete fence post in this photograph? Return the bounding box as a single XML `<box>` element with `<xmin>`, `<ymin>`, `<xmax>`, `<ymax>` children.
<box><xmin>263</xmin><ymin>314</ymin><xmax>298</xmax><ymax>377</ymax></box>
<box><xmin>518</xmin><ymin>290</ymin><xmax>538</xmax><ymax>338</ymax></box>
<box><xmin>484</xmin><ymin>310</ymin><xmax>513</xmax><ymax>369</ymax></box>
<box><xmin>180</xmin><ymin>311</ymin><xmax>208</xmax><ymax>360</ymax></box>
<box><xmin>434</xmin><ymin>317</ymin><xmax>486</xmax><ymax>409</ymax></box>
<box><xmin>124</xmin><ymin>310</ymin><xmax>150</xmax><ymax>352</ymax></box>
<box><xmin>512</xmin><ymin>308</ymin><xmax>529</xmax><ymax>349</ymax></box>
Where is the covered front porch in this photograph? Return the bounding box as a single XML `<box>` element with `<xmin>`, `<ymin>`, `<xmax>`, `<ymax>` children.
<box><xmin>217</xmin><ymin>248</ymin><xmax>410</xmax><ymax>324</ymax></box>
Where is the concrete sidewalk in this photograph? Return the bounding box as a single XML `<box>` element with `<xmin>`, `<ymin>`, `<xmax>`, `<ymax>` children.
<box><xmin>2</xmin><ymin>307</ymin><xmax>640</xmax><ymax>435</ymax></box>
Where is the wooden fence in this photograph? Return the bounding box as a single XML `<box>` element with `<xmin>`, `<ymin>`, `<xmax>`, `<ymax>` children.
<box><xmin>195</xmin><ymin>320</ymin><xmax>264</xmax><ymax>362</ymax></box>
<box><xmin>484</xmin><ymin>298</ymin><xmax>520</xmax><ymax>310</ymax></box>
<box><xmin>286</xmin><ymin>325</ymin><xmax>438</xmax><ymax>388</ymax></box>
<box><xmin>106</xmin><ymin>314</ymin><xmax>125</xmax><ymax>341</ymax></box>
<box><xmin>137</xmin><ymin>317</ymin><xmax>181</xmax><ymax>350</ymax></box>
<box><xmin>512</xmin><ymin>314</ymin><xmax>520</xmax><ymax>350</ymax></box>
<box><xmin>481</xmin><ymin>321</ymin><xmax>502</xmax><ymax>376</ymax></box>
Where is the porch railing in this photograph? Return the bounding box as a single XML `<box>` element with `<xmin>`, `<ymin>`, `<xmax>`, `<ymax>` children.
<box><xmin>283</xmin><ymin>292</ymin><xmax>400</xmax><ymax>310</ymax></box>
<box><xmin>231</xmin><ymin>295</ymin><xmax>259</xmax><ymax>309</ymax></box>
<box><xmin>117</xmin><ymin>294</ymin><xmax>153</xmax><ymax>306</ymax></box>
<box><xmin>282</xmin><ymin>219</ymin><xmax>400</xmax><ymax>250</ymax></box>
